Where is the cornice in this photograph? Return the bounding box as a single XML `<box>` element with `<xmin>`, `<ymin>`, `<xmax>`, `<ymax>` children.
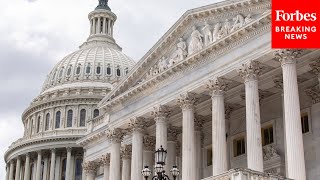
<box><xmin>4</xmin><ymin>136</ymin><xmax>82</xmax><ymax>161</ymax></box>
<box><xmin>99</xmin><ymin>0</ymin><xmax>271</xmax><ymax>108</ymax></box>
<box><xmin>77</xmin><ymin>128</ymin><xmax>107</xmax><ymax>146</ymax></box>
<box><xmin>102</xmin><ymin>13</ymin><xmax>271</xmax><ymax>112</ymax></box>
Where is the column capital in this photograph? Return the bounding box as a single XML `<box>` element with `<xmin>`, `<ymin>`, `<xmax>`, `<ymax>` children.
<box><xmin>274</xmin><ymin>49</ymin><xmax>302</xmax><ymax>65</ymax></box>
<box><xmin>121</xmin><ymin>145</ymin><xmax>132</xmax><ymax>159</ymax></box>
<box><xmin>106</xmin><ymin>128</ymin><xmax>126</xmax><ymax>143</ymax></box>
<box><xmin>50</xmin><ymin>149</ymin><xmax>56</xmax><ymax>153</ymax></box>
<box><xmin>99</xmin><ymin>153</ymin><xmax>110</xmax><ymax>166</ymax></box>
<box><xmin>151</xmin><ymin>105</ymin><xmax>170</xmax><ymax>119</ymax></box>
<box><xmin>26</xmin><ymin>152</ymin><xmax>31</xmax><ymax>158</ymax></box>
<box><xmin>177</xmin><ymin>92</ymin><xmax>197</xmax><ymax>110</ymax></box>
<box><xmin>143</xmin><ymin>135</ymin><xmax>156</xmax><ymax>151</ymax></box>
<box><xmin>129</xmin><ymin>117</ymin><xmax>146</xmax><ymax>133</ymax></box>
<box><xmin>37</xmin><ymin>150</ymin><xmax>42</xmax><ymax>155</ymax></box>
<box><xmin>82</xmin><ymin>161</ymin><xmax>98</xmax><ymax>174</ymax></box>
<box><xmin>168</xmin><ymin>125</ymin><xmax>181</xmax><ymax>141</ymax></box>
<box><xmin>66</xmin><ymin>147</ymin><xmax>72</xmax><ymax>153</ymax></box>
<box><xmin>238</xmin><ymin>61</ymin><xmax>262</xmax><ymax>82</ymax></box>
<box><xmin>206</xmin><ymin>77</ymin><xmax>228</xmax><ymax>96</ymax></box>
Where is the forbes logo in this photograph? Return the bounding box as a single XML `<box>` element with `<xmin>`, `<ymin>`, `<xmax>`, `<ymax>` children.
<box><xmin>275</xmin><ymin>10</ymin><xmax>317</xmax><ymax>21</ymax></box>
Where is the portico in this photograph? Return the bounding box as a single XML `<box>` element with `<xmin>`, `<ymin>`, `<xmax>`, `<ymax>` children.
<box><xmin>79</xmin><ymin>45</ymin><xmax>319</xmax><ymax>180</ymax></box>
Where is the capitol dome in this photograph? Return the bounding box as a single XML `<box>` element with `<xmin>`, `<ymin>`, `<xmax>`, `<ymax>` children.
<box><xmin>4</xmin><ymin>1</ymin><xmax>136</xmax><ymax>179</ymax></box>
<box><xmin>41</xmin><ymin>2</ymin><xmax>136</xmax><ymax>94</ymax></box>
<box><xmin>41</xmin><ymin>45</ymin><xmax>135</xmax><ymax>94</ymax></box>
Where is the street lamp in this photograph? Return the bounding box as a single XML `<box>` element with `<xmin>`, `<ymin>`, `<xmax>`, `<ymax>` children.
<box><xmin>141</xmin><ymin>145</ymin><xmax>180</xmax><ymax>180</ymax></box>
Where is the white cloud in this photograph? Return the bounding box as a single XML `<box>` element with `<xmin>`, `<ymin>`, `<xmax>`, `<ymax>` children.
<box><xmin>0</xmin><ymin>0</ymin><xmax>220</xmax><ymax>178</ymax></box>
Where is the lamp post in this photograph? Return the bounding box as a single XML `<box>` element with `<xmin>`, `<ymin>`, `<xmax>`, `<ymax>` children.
<box><xmin>141</xmin><ymin>146</ymin><xmax>180</xmax><ymax>180</ymax></box>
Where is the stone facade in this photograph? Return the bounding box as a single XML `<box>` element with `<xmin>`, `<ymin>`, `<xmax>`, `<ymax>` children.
<box><xmin>5</xmin><ymin>0</ymin><xmax>320</xmax><ymax>180</ymax></box>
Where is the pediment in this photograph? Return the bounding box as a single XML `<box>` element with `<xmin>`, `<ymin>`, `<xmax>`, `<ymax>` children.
<box><xmin>98</xmin><ymin>0</ymin><xmax>271</xmax><ymax>109</ymax></box>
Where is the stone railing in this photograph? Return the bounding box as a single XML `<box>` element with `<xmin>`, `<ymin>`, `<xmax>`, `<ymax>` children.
<box><xmin>92</xmin><ymin>115</ymin><xmax>104</xmax><ymax>128</ymax></box>
<box><xmin>86</xmin><ymin>115</ymin><xmax>107</xmax><ymax>133</ymax></box>
<box><xmin>202</xmin><ymin>168</ymin><xmax>292</xmax><ymax>180</ymax></box>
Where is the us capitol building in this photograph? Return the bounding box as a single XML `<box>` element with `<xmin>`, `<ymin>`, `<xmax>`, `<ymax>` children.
<box><xmin>4</xmin><ymin>0</ymin><xmax>320</xmax><ymax>180</ymax></box>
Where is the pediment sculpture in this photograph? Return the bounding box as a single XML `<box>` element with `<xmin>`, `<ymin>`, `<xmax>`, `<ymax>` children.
<box><xmin>142</xmin><ymin>13</ymin><xmax>255</xmax><ymax>81</ymax></box>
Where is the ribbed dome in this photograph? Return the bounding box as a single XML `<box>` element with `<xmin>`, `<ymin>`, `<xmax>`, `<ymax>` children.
<box><xmin>41</xmin><ymin>45</ymin><xmax>135</xmax><ymax>94</ymax></box>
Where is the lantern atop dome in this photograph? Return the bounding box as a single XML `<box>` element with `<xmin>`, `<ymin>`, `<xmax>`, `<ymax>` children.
<box><xmin>96</xmin><ymin>0</ymin><xmax>111</xmax><ymax>11</ymax></box>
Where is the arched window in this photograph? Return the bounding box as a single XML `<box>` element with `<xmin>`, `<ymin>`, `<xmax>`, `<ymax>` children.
<box><xmin>76</xmin><ymin>66</ymin><xmax>81</xmax><ymax>75</ymax></box>
<box><xmin>67</xmin><ymin>66</ymin><xmax>72</xmax><ymax>76</ymax></box>
<box><xmin>106</xmin><ymin>65</ymin><xmax>112</xmax><ymax>76</ymax></box>
<box><xmin>55</xmin><ymin>111</ymin><xmax>61</xmax><ymax>129</ymax></box>
<box><xmin>37</xmin><ymin>116</ymin><xmax>41</xmax><ymax>133</ymax></box>
<box><xmin>59</xmin><ymin>68</ymin><xmax>64</xmax><ymax>78</ymax></box>
<box><xmin>86</xmin><ymin>64</ymin><xmax>91</xmax><ymax>74</ymax></box>
<box><xmin>45</xmin><ymin>113</ymin><xmax>50</xmax><ymax>131</ymax></box>
<box><xmin>116</xmin><ymin>68</ymin><xmax>121</xmax><ymax>77</ymax></box>
<box><xmin>75</xmin><ymin>158</ymin><xmax>83</xmax><ymax>180</ymax></box>
<box><xmin>80</xmin><ymin>109</ymin><xmax>86</xmax><ymax>127</ymax></box>
<box><xmin>93</xmin><ymin>109</ymin><xmax>100</xmax><ymax>118</ymax></box>
<box><xmin>67</xmin><ymin>110</ymin><xmax>73</xmax><ymax>127</ymax></box>
<box><xmin>61</xmin><ymin>159</ymin><xmax>67</xmax><ymax>180</ymax></box>
<box><xmin>96</xmin><ymin>66</ymin><xmax>101</xmax><ymax>75</ymax></box>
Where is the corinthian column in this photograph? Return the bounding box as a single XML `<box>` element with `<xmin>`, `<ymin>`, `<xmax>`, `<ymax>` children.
<box><xmin>15</xmin><ymin>156</ymin><xmax>21</xmax><ymax>180</ymax></box>
<box><xmin>225</xmin><ymin>104</ymin><xmax>234</xmax><ymax>170</ymax></box>
<box><xmin>129</xmin><ymin>118</ymin><xmax>145</xmax><ymax>180</ymax></box>
<box><xmin>36</xmin><ymin>151</ymin><xmax>42</xmax><ymax>180</ymax></box>
<box><xmin>49</xmin><ymin>149</ymin><xmax>56</xmax><ymax>180</ymax></box>
<box><xmin>275</xmin><ymin>49</ymin><xmax>306</xmax><ymax>180</ymax></box>
<box><xmin>194</xmin><ymin>115</ymin><xmax>204</xmax><ymax>180</ymax></box>
<box><xmin>9</xmin><ymin>160</ymin><xmax>14</xmax><ymax>180</ymax></box>
<box><xmin>152</xmin><ymin>105</ymin><xmax>169</xmax><ymax>150</ymax></box>
<box><xmin>167</xmin><ymin>126</ymin><xmax>180</xmax><ymax>179</ymax></box>
<box><xmin>83</xmin><ymin>161</ymin><xmax>97</xmax><ymax>180</ymax></box>
<box><xmin>6</xmin><ymin>163</ymin><xmax>10</xmax><ymax>180</ymax></box>
<box><xmin>100</xmin><ymin>153</ymin><xmax>111</xmax><ymax>180</ymax></box>
<box><xmin>177</xmin><ymin>92</ymin><xmax>196</xmax><ymax>180</ymax></box>
<box><xmin>143</xmin><ymin>136</ymin><xmax>156</xmax><ymax>175</ymax></box>
<box><xmin>24</xmin><ymin>153</ymin><xmax>31</xmax><ymax>180</ymax></box>
<box><xmin>121</xmin><ymin>145</ymin><xmax>132</xmax><ymax>180</ymax></box>
<box><xmin>238</xmin><ymin>61</ymin><xmax>263</xmax><ymax>172</ymax></box>
<box><xmin>207</xmin><ymin>77</ymin><xmax>228</xmax><ymax>175</ymax></box>
<box><xmin>106</xmin><ymin>128</ymin><xmax>125</xmax><ymax>180</ymax></box>
<box><xmin>66</xmin><ymin>147</ymin><xmax>72</xmax><ymax>180</ymax></box>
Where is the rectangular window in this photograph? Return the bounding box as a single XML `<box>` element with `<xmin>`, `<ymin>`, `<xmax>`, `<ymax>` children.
<box><xmin>262</xmin><ymin>125</ymin><xmax>274</xmax><ymax>146</ymax></box>
<box><xmin>207</xmin><ymin>147</ymin><xmax>213</xmax><ymax>166</ymax></box>
<box><xmin>233</xmin><ymin>137</ymin><xmax>245</xmax><ymax>157</ymax></box>
<box><xmin>301</xmin><ymin>112</ymin><xmax>309</xmax><ymax>134</ymax></box>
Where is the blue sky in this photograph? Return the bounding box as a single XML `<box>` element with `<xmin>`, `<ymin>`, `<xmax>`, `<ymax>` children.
<box><xmin>0</xmin><ymin>0</ymin><xmax>219</xmax><ymax>177</ymax></box>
